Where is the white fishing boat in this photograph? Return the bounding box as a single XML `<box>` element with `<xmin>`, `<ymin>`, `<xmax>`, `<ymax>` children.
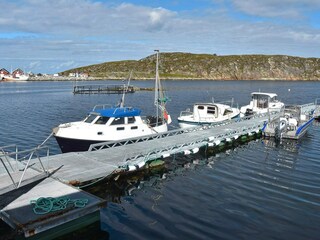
<box><xmin>177</xmin><ymin>100</ymin><xmax>240</xmax><ymax>128</ymax></box>
<box><xmin>262</xmin><ymin>103</ymin><xmax>315</xmax><ymax>140</ymax></box>
<box><xmin>53</xmin><ymin>50</ymin><xmax>171</xmax><ymax>153</ymax></box>
<box><xmin>240</xmin><ymin>92</ymin><xmax>284</xmax><ymax>116</ymax></box>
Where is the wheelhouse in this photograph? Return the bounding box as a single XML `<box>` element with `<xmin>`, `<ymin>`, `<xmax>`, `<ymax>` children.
<box><xmin>251</xmin><ymin>92</ymin><xmax>278</xmax><ymax>109</ymax></box>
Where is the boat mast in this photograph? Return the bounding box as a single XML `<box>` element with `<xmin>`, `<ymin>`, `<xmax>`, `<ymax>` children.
<box><xmin>120</xmin><ymin>71</ymin><xmax>132</xmax><ymax>108</ymax></box>
<box><xmin>154</xmin><ymin>50</ymin><xmax>160</xmax><ymax>125</ymax></box>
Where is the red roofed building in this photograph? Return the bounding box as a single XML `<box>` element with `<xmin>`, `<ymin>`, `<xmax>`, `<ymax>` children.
<box><xmin>0</xmin><ymin>68</ymin><xmax>10</xmax><ymax>79</ymax></box>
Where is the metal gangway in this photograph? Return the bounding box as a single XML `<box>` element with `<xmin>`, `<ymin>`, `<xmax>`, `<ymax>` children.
<box><xmin>0</xmin><ymin>145</ymin><xmax>50</xmax><ymax>195</ymax></box>
<box><xmin>88</xmin><ymin>112</ymin><xmax>275</xmax><ymax>171</ymax></box>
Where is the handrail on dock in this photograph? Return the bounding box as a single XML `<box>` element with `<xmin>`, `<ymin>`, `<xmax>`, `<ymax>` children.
<box><xmin>89</xmin><ymin>112</ymin><xmax>276</xmax><ymax>152</ymax></box>
<box><xmin>0</xmin><ymin>145</ymin><xmax>50</xmax><ymax>190</ymax></box>
<box><xmin>120</xmin><ymin>119</ymin><xmax>265</xmax><ymax>171</ymax></box>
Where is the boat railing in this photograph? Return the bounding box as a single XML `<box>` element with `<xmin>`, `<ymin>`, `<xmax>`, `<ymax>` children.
<box><xmin>0</xmin><ymin>145</ymin><xmax>50</xmax><ymax>193</ymax></box>
<box><xmin>300</xmin><ymin>102</ymin><xmax>316</xmax><ymax>116</ymax></box>
<box><xmin>92</xmin><ymin>104</ymin><xmax>113</xmax><ymax>111</ymax></box>
<box><xmin>313</xmin><ymin>98</ymin><xmax>320</xmax><ymax>118</ymax></box>
<box><xmin>216</xmin><ymin>98</ymin><xmax>238</xmax><ymax>108</ymax></box>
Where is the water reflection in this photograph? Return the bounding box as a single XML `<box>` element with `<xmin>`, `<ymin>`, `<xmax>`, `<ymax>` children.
<box><xmin>261</xmin><ymin>137</ymin><xmax>301</xmax><ymax>152</ymax></box>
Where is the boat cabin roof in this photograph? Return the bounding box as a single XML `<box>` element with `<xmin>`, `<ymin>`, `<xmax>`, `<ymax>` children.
<box><xmin>251</xmin><ymin>92</ymin><xmax>278</xmax><ymax>98</ymax></box>
<box><xmin>92</xmin><ymin>107</ymin><xmax>141</xmax><ymax>118</ymax></box>
<box><xmin>194</xmin><ymin>102</ymin><xmax>231</xmax><ymax>110</ymax></box>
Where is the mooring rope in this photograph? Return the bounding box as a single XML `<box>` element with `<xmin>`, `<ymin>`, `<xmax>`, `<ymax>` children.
<box><xmin>30</xmin><ymin>197</ymin><xmax>88</xmax><ymax>215</ymax></box>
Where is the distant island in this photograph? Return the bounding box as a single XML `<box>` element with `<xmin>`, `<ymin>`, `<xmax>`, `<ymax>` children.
<box><xmin>57</xmin><ymin>53</ymin><xmax>320</xmax><ymax>81</ymax></box>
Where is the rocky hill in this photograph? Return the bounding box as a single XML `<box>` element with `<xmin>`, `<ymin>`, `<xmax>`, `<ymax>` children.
<box><xmin>60</xmin><ymin>53</ymin><xmax>320</xmax><ymax>80</ymax></box>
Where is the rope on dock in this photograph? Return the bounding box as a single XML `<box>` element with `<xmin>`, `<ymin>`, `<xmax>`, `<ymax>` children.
<box><xmin>30</xmin><ymin>197</ymin><xmax>88</xmax><ymax>215</ymax></box>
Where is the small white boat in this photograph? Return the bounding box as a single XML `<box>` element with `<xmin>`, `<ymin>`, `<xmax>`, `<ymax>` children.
<box><xmin>240</xmin><ymin>92</ymin><xmax>284</xmax><ymax>116</ymax></box>
<box><xmin>177</xmin><ymin>100</ymin><xmax>240</xmax><ymax>128</ymax></box>
<box><xmin>53</xmin><ymin>50</ymin><xmax>171</xmax><ymax>153</ymax></box>
<box><xmin>262</xmin><ymin>103</ymin><xmax>315</xmax><ymax>140</ymax></box>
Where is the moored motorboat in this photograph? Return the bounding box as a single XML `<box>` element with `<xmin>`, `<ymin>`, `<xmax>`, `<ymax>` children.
<box><xmin>53</xmin><ymin>50</ymin><xmax>171</xmax><ymax>153</ymax></box>
<box><xmin>262</xmin><ymin>103</ymin><xmax>315</xmax><ymax>140</ymax></box>
<box><xmin>177</xmin><ymin>100</ymin><xmax>240</xmax><ymax>128</ymax></box>
<box><xmin>240</xmin><ymin>92</ymin><xmax>284</xmax><ymax>116</ymax></box>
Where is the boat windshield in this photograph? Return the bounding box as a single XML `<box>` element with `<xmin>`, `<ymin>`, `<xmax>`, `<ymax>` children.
<box><xmin>254</xmin><ymin>95</ymin><xmax>269</xmax><ymax>108</ymax></box>
<box><xmin>95</xmin><ymin>116</ymin><xmax>110</xmax><ymax>125</ymax></box>
<box><xmin>110</xmin><ymin>117</ymin><xmax>125</xmax><ymax>125</ymax></box>
<box><xmin>270</xmin><ymin>96</ymin><xmax>278</xmax><ymax>102</ymax></box>
<box><xmin>223</xmin><ymin>109</ymin><xmax>233</xmax><ymax>115</ymax></box>
<box><xmin>84</xmin><ymin>114</ymin><xmax>99</xmax><ymax>123</ymax></box>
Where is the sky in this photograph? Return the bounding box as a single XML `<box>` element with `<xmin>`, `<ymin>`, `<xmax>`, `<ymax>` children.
<box><xmin>0</xmin><ymin>0</ymin><xmax>320</xmax><ymax>74</ymax></box>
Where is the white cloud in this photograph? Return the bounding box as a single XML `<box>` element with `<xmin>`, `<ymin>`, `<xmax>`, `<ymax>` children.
<box><xmin>231</xmin><ymin>0</ymin><xmax>320</xmax><ymax>19</ymax></box>
<box><xmin>0</xmin><ymin>0</ymin><xmax>319</xmax><ymax>73</ymax></box>
<box><xmin>28</xmin><ymin>61</ymin><xmax>41</xmax><ymax>70</ymax></box>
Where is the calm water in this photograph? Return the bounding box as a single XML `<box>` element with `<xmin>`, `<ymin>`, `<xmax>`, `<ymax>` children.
<box><xmin>1</xmin><ymin>80</ymin><xmax>320</xmax><ymax>239</ymax></box>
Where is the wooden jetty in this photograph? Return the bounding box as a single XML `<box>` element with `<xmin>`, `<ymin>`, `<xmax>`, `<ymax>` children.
<box><xmin>0</xmin><ymin>112</ymin><xmax>273</xmax><ymax>238</ymax></box>
<box><xmin>73</xmin><ymin>84</ymin><xmax>135</xmax><ymax>94</ymax></box>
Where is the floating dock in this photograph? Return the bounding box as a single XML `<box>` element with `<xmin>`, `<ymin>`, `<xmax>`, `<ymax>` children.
<box><xmin>0</xmin><ymin>112</ymin><xmax>272</xmax><ymax>238</ymax></box>
<box><xmin>73</xmin><ymin>84</ymin><xmax>135</xmax><ymax>94</ymax></box>
<box><xmin>0</xmin><ymin>146</ymin><xmax>106</xmax><ymax>239</ymax></box>
<box><xmin>1</xmin><ymin>178</ymin><xmax>105</xmax><ymax>239</ymax></box>
<box><xmin>20</xmin><ymin>113</ymin><xmax>270</xmax><ymax>184</ymax></box>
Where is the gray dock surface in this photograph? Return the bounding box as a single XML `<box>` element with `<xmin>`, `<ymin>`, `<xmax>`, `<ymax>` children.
<box><xmin>30</xmin><ymin>114</ymin><xmax>270</xmax><ymax>184</ymax></box>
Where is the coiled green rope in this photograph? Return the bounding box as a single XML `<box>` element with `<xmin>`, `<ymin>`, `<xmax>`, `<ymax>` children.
<box><xmin>30</xmin><ymin>197</ymin><xmax>89</xmax><ymax>215</ymax></box>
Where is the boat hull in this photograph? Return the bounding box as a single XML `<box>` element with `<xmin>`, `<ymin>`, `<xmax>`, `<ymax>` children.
<box><xmin>263</xmin><ymin>118</ymin><xmax>314</xmax><ymax>140</ymax></box>
<box><xmin>54</xmin><ymin>136</ymin><xmax>105</xmax><ymax>153</ymax></box>
<box><xmin>54</xmin><ymin>121</ymin><xmax>168</xmax><ymax>153</ymax></box>
<box><xmin>178</xmin><ymin>113</ymin><xmax>240</xmax><ymax>128</ymax></box>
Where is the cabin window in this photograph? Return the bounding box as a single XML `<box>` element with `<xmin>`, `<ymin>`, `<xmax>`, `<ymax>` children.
<box><xmin>110</xmin><ymin>117</ymin><xmax>125</xmax><ymax>125</ymax></box>
<box><xmin>197</xmin><ymin>106</ymin><xmax>204</xmax><ymax>110</ymax></box>
<box><xmin>223</xmin><ymin>109</ymin><xmax>233</xmax><ymax>115</ymax></box>
<box><xmin>94</xmin><ymin>116</ymin><xmax>110</xmax><ymax>125</ymax></box>
<box><xmin>84</xmin><ymin>114</ymin><xmax>98</xmax><ymax>123</ymax></box>
<box><xmin>131</xmin><ymin>126</ymin><xmax>138</xmax><ymax>130</ymax></box>
<box><xmin>128</xmin><ymin>116</ymin><xmax>136</xmax><ymax>124</ymax></box>
<box><xmin>256</xmin><ymin>95</ymin><xmax>268</xmax><ymax>108</ymax></box>
<box><xmin>207</xmin><ymin>106</ymin><xmax>216</xmax><ymax>115</ymax></box>
<box><xmin>116</xmin><ymin>127</ymin><xmax>125</xmax><ymax>131</ymax></box>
